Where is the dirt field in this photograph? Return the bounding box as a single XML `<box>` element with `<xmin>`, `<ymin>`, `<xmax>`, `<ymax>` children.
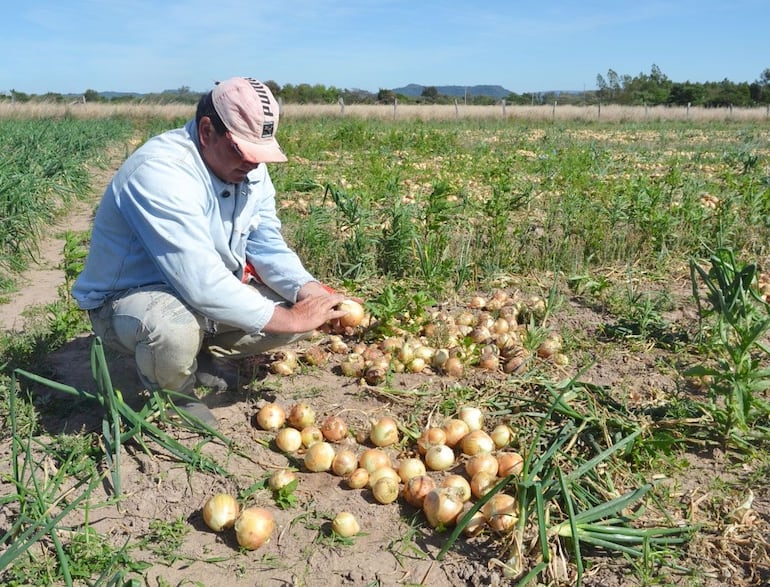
<box><xmin>2</xmin><ymin>160</ymin><xmax>770</xmax><ymax>587</ymax></box>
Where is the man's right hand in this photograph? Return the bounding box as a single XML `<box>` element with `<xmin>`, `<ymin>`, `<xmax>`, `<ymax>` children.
<box><xmin>262</xmin><ymin>293</ymin><xmax>347</xmax><ymax>334</ymax></box>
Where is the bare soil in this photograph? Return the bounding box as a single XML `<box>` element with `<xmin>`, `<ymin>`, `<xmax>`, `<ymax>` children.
<box><xmin>2</xmin><ymin>173</ymin><xmax>770</xmax><ymax>587</ymax></box>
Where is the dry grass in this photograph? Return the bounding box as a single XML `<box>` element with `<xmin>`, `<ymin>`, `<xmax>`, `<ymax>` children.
<box><xmin>2</xmin><ymin>100</ymin><xmax>769</xmax><ymax>123</ymax></box>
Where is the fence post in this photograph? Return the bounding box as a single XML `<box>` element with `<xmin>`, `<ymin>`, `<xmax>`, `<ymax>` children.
<box><xmin>552</xmin><ymin>101</ymin><xmax>557</xmax><ymax>121</ymax></box>
<box><xmin>501</xmin><ymin>99</ymin><xmax>507</xmax><ymax>118</ymax></box>
<box><xmin>393</xmin><ymin>98</ymin><xmax>398</xmax><ymax>120</ymax></box>
<box><xmin>338</xmin><ymin>97</ymin><xmax>345</xmax><ymax>116</ymax></box>
<box><xmin>644</xmin><ymin>102</ymin><xmax>648</xmax><ymax>120</ymax></box>
<box><xmin>687</xmin><ymin>102</ymin><xmax>691</xmax><ymax>119</ymax></box>
<box><xmin>454</xmin><ymin>99</ymin><xmax>459</xmax><ymax>121</ymax></box>
<box><xmin>597</xmin><ymin>102</ymin><xmax>601</xmax><ymax>120</ymax></box>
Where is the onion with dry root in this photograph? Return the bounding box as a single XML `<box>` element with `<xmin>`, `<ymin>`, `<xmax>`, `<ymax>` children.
<box><xmin>235</xmin><ymin>507</ymin><xmax>275</xmax><ymax>550</ymax></box>
<box><xmin>304</xmin><ymin>441</ymin><xmax>336</xmax><ymax>472</ymax></box>
<box><xmin>202</xmin><ymin>493</ymin><xmax>240</xmax><ymax>532</ymax></box>
<box><xmin>274</xmin><ymin>427</ymin><xmax>303</xmax><ymax>453</ymax></box>
<box><xmin>288</xmin><ymin>402</ymin><xmax>316</xmax><ymax>429</ymax></box>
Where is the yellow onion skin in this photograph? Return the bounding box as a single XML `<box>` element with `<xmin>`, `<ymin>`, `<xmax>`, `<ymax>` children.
<box><xmin>370</xmin><ymin>416</ymin><xmax>400</xmax><ymax>447</ymax></box>
<box><xmin>459</xmin><ymin>501</ymin><xmax>487</xmax><ymax>537</ymax></box>
<box><xmin>440</xmin><ymin>474</ymin><xmax>472</xmax><ymax>502</ymax></box>
<box><xmin>397</xmin><ymin>457</ymin><xmax>427</xmax><ymax>483</ymax></box>
<box><xmin>275</xmin><ymin>427</ymin><xmax>303</xmax><ymax>453</ymax></box>
<box><xmin>304</xmin><ymin>441</ymin><xmax>336</xmax><ymax>472</ymax></box>
<box><xmin>235</xmin><ymin>507</ymin><xmax>275</xmax><ymax>550</ymax></box>
<box><xmin>460</xmin><ymin>430</ymin><xmax>495</xmax><ymax>456</ymax></box>
<box><xmin>359</xmin><ymin>448</ymin><xmax>391</xmax><ymax>473</ymax></box>
<box><xmin>442</xmin><ymin>419</ymin><xmax>470</xmax><ymax>448</ymax></box>
<box><xmin>268</xmin><ymin>469</ymin><xmax>297</xmax><ymax>492</ymax></box>
<box><xmin>288</xmin><ymin>402</ymin><xmax>316</xmax><ymax>429</ymax></box>
<box><xmin>331</xmin><ymin>449</ymin><xmax>359</xmax><ymax>477</ymax></box>
<box><xmin>255</xmin><ymin>403</ymin><xmax>286</xmax><ymax>431</ymax></box>
<box><xmin>347</xmin><ymin>468</ymin><xmax>370</xmax><ymax>489</ymax></box>
<box><xmin>372</xmin><ymin>476</ymin><xmax>400</xmax><ymax>504</ymax></box>
<box><xmin>423</xmin><ymin>488</ymin><xmax>464</xmax><ymax>528</ymax></box>
<box><xmin>482</xmin><ymin>493</ymin><xmax>518</xmax><ymax>533</ymax></box>
<box><xmin>202</xmin><ymin>493</ymin><xmax>240</xmax><ymax>532</ymax></box>
<box><xmin>465</xmin><ymin>453</ymin><xmax>499</xmax><ymax>478</ymax></box>
<box><xmin>403</xmin><ymin>474</ymin><xmax>436</xmax><ymax>508</ymax></box>
<box><xmin>338</xmin><ymin>300</ymin><xmax>365</xmax><ymax>328</ymax></box>
<box><xmin>320</xmin><ymin>415</ymin><xmax>349</xmax><ymax>442</ymax></box>
<box><xmin>424</xmin><ymin>444</ymin><xmax>455</xmax><ymax>471</ymax></box>
<box><xmin>367</xmin><ymin>466</ymin><xmax>401</xmax><ymax>490</ymax></box>
<box><xmin>332</xmin><ymin>511</ymin><xmax>361</xmax><ymax>537</ymax></box>
<box><xmin>497</xmin><ymin>451</ymin><xmax>525</xmax><ymax>477</ymax></box>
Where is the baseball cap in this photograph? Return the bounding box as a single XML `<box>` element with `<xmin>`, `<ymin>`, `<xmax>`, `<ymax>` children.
<box><xmin>211</xmin><ymin>77</ymin><xmax>287</xmax><ymax>163</ymax></box>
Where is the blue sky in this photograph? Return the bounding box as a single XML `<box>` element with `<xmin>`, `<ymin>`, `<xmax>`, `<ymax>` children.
<box><xmin>2</xmin><ymin>0</ymin><xmax>768</xmax><ymax>95</ymax></box>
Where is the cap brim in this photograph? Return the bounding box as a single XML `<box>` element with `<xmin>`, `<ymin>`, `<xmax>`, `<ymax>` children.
<box><xmin>231</xmin><ymin>135</ymin><xmax>288</xmax><ymax>163</ymax></box>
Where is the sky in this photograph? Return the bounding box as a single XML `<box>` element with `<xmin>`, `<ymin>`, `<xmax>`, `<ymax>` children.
<box><xmin>1</xmin><ymin>0</ymin><xmax>768</xmax><ymax>96</ymax></box>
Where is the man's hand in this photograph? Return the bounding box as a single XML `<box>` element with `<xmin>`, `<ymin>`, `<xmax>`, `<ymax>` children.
<box><xmin>263</xmin><ymin>292</ymin><xmax>347</xmax><ymax>334</ymax></box>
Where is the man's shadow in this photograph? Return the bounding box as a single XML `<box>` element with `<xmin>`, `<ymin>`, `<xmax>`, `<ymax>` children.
<box><xmin>29</xmin><ymin>333</ymin><xmax>268</xmax><ymax>436</ymax></box>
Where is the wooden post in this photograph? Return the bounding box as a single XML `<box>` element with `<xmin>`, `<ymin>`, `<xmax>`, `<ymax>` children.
<box><xmin>552</xmin><ymin>101</ymin><xmax>557</xmax><ymax>120</ymax></box>
<box><xmin>393</xmin><ymin>98</ymin><xmax>398</xmax><ymax>120</ymax></box>
<box><xmin>597</xmin><ymin>102</ymin><xmax>601</xmax><ymax>119</ymax></box>
<box><xmin>338</xmin><ymin>97</ymin><xmax>345</xmax><ymax>116</ymax></box>
<box><xmin>501</xmin><ymin>99</ymin><xmax>507</xmax><ymax>118</ymax></box>
<box><xmin>645</xmin><ymin>102</ymin><xmax>648</xmax><ymax>119</ymax></box>
<box><xmin>454</xmin><ymin>99</ymin><xmax>459</xmax><ymax>121</ymax></box>
<box><xmin>687</xmin><ymin>102</ymin><xmax>691</xmax><ymax>119</ymax></box>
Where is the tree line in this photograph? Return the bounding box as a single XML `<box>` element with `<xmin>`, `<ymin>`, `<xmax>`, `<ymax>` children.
<box><xmin>2</xmin><ymin>64</ymin><xmax>769</xmax><ymax>107</ymax></box>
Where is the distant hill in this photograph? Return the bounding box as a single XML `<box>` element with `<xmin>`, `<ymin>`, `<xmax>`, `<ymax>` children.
<box><xmin>392</xmin><ymin>84</ymin><xmax>513</xmax><ymax>100</ymax></box>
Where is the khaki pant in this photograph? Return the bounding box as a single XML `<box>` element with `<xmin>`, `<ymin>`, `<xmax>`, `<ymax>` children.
<box><xmin>88</xmin><ymin>284</ymin><xmax>308</xmax><ymax>394</ymax></box>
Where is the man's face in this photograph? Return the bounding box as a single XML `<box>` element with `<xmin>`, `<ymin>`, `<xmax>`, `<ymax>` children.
<box><xmin>198</xmin><ymin>117</ymin><xmax>261</xmax><ymax>183</ymax></box>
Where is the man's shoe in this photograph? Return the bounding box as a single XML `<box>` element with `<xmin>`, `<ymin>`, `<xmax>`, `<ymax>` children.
<box><xmin>195</xmin><ymin>352</ymin><xmax>240</xmax><ymax>391</ymax></box>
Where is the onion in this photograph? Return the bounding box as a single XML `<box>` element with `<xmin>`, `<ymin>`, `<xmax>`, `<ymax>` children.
<box><xmin>320</xmin><ymin>415</ymin><xmax>349</xmax><ymax>442</ymax></box>
<box><xmin>497</xmin><ymin>451</ymin><xmax>524</xmax><ymax>477</ymax></box>
<box><xmin>369</xmin><ymin>416</ymin><xmax>399</xmax><ymax>447</ymax></box>
<box><xmin>338</xmin><ymin>300</ymin><xmax>365</xmax><ymax>328</ymax></box>
<box><xmin>331</xmin><ymin>449</ymin><xmax>359</xmax><ymax>477</ymax></box>
<box><xmin>465</xmin><ymin>453</ymin><xmax>499</xmax><ymax>478</ymax></box>
<box><xmin>443</xmin><ymin>357</ymin><xmax>464</xmax><ymax>377</ymax></box>
<box><xmin>442</xmin><ymin>419</ymin><xmax>470</xmax><ymax>448</ymax></box>
<box><xmin>339</xmin><ymin>354</ymin><xmax>366</xmax><ymax>378</ymax></box>
<box><xmin>300</xmin><ymin>426</ymin><xmax>324</xmax><ymax>448</ymax></box>
<box><xmin>460</xmin><ymin>430</ymin><xmax>495</xmax><ymax>456</ymax></box>
<box><xmin>275</xmin><ymin>427</ymin><xmax>303</xmax><ymax>453</ymax></box>
<box><xmin>364</xmin><ymin>365</ymin><xmax>386</xmax><ymax>386</ymax></box>
<box><xmin>482</xmin><ymin>493</ymin><xmax>518</xmax><ymax>532</ymax></box>
<box><xmin>440</xmin><ymin>474</ymin><xmax>472</xmax><ymax>502</ymax></box>
<box><xmin>424</xmin><ymin>444</ymin><xmax>455</xmax><ymax>471</ymax></box>
<box><xmin>347</xmin><ymin>468</ymin><xmax>370</xmax><ymax>489</ymax></box>
<box><xmin>328</xmin><ymin>335</ymin><xmax>349</xmax><ymax>354</ymax></box>
<box><xmin>234</xmin><ymin>507</ymin><xmax>275</xmax><ymax>550</ymax></box>
<box><xmin>288</xmin><ymin>402</ymin><xmax>316</xmax><ymax>429</ymax></box>
<box><xmin>268</xmin><ymin>469</ymin><xmax>297</xmax><ymax>492</ymax></box>
<box><xmin>304</xmin><ymin>441</ymin><xmax>335</xmax><ymax>472</ymax></box>
<box><xmin>397</xmin><ymin>458</ymin><xmax>427</xmax><ymax>483</ymax></box>
<box><xmin>423</xmin><ymin>488</ymin><xmax>464</xmax><ymax>528</ymax></box>
<box><xmin>367</xmin><ymin>466</ymin><xmax>401</xmax><ymax>489</ymax></box>
<box><xmin>202</xmin><ymin>493</ymin><xmax>240</xmax><ymax>532</ymax></box>
<box><xmin>372</xmin><ymin>476</ymin><xmax>400</xmax><ymax>504</ymax></box>
<box><xmin>403</xmin><ymin>474</ymin><xmax>436</xmax><ymax>508</ymax></box>
<box><xmin>359</xmin><ymin>448</ymin><xmax>391</xmax><ymax>472</ymax></box>
<box><xmin>302</xmin><ymin>345</ymin><xmax>328</xmax><ymax>367</ymax></box>
<box><xmin>470</xmin><ymin>471</ymin><xmax>499</xmax><ymax>499</ymax></box>
<box><xmin>432</xmin><ymin>348</ymin><xmax>450</xmax><ymax>369</ymax></box>
<box><xmin>269</xmin><ymin>360</ymin><xmax>294</xmax><ymax>376</ymax></box>
<box><xmin>416</xmin><ymin>427</ymin><xmax>447</xmax><ymax>455</ymax></box>
<box><xmin>458</xmin><ymin>406</ymin><xmax>484</xmax><ymax>431</ymax></box>
<box><xmin>460</xmin><ymin>501</ymin><xmax>487</xmax><ymax>537</ymax></box>
<box><xmin>332</xmin><ymin>511</ymin><xmax>361</xmax><ymax>537</ymax></box>
<box><xmin>255</xmin><ymin>403</ymin><xmax>286</xmax><ymax>431</ymax></box>
<box><xmin>490</xmin><ymin>424</ymin><xmax>514</xmax><ymax>449</ymax></box>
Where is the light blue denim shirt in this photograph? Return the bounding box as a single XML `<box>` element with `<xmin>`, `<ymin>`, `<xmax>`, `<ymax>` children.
<box><xmin>72</xmin><ymin>119</ymin><xmax>316</xmax><ymax>334</ymax></box>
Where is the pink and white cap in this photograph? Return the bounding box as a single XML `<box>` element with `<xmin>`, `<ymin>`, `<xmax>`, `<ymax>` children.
<box><xmin>212</xmin><ymin>77</ymin><xmax>287</xmax><ymax>163</ymax></box>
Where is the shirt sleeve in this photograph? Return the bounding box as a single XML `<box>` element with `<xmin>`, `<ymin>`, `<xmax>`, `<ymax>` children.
<box><xmin>245</xmin><ymin>169</ymin><xmax>317</xmax><ymax>303</ymax></box>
